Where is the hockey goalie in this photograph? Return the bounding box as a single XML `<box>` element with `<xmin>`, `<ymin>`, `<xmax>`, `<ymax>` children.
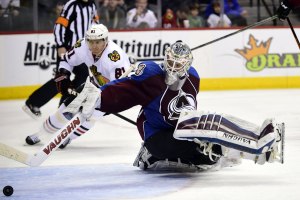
<box><xmin>134</xmin><ymin>112</ymin><xmax>284</xmax><ymax>172</ymax></box>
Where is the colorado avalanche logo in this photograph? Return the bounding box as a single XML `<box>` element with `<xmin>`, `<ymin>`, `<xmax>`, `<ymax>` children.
<box><xmin>108</xmin><ymin>50</ymin><xmax>120</xmax><ymax>62</ymax></box>
<box><xmin>167</xmin><ymin>90</ymin><xmax>196</xmax><ymax>120</ymax></box>
<box><xmin>135</xmin><ymin>63</ymin><xmax>146</xmax><ymax>76</ymax></box>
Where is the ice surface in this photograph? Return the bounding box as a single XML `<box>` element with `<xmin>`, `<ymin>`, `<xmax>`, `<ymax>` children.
<box><xmin>0</xmin><ymin>89</ymin><xmax>300</xmax><ymax>200</ymax></box>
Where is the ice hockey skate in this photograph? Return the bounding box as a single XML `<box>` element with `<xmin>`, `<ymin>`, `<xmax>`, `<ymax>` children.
<box><xmin>264</xmin><ymin>122</ymin><xmax>285</xmax><ymax>164</ymax></box>
<box><xmin>22</xmin><ymin>100</ymin><xmax>41</xmax><ymax>120</ymax></box>
<box><xmin>58</xmin><ymin>138</ymin><xmax>72</xmax><ymax>149</ymax></box>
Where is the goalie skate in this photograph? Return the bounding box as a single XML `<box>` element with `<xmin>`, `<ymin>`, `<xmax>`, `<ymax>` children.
<box><xmin>265</xmin><ymin>122</ymin><xmax>285</xmax><ymax>164</ymax></box>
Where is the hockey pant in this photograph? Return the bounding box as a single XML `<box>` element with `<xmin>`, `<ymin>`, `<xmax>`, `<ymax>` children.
<box><xmin>144</xmin><ymin>128</ymin><xmax>222</xmax><ymax>166</ymax></box>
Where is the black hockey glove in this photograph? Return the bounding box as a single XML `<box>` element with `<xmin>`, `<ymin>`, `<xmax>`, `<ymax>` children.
<box><xmin>277</xmin><ymin>0</ymin><xmax>292</xmax><ymax>21</ymax></box>
<box><xmin>54</xmin><ymin>68</ymin><xmax>72</xmax><ymax>96</ymax></box>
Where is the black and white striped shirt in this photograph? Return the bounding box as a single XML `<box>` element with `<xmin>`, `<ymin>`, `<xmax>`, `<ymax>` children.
<box><xmin>54</xmin><ymin>0</ymin><xmax>99</xmax><ymax>49</ymax></box>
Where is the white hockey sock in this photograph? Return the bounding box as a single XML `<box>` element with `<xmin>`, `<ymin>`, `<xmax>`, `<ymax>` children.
<box><xmin>42</xmin><ymin>104</ymin><xmax>70</xmax><ymax>134</ymax></box>
<box><xmin>69</xmin><ymin>119</ymin><xmax>95</xmax><ymax>140</ymax></box>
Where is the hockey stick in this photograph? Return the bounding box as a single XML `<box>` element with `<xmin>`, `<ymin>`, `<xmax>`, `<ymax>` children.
<box><xmin>120</xmin><ymin>56</ymin><xmax>137</xmax><ymax>78</ymax></box>
<box><xmin>135</xmin><ymin>16</ymin><xmax>279</xmax><ymax>62</ymax></box>
<box><xmin>191</xmin><ymin>15</ymin><xmax>278</xmax><ymax>51</ymax></box>
<box><xmin>113</xmin><ymin>113</ymin><xmax>136</xmax><ymax>125</ymax></box>
<box><xmin>286</xmin><ymin>17</ymin><xmax>300</xmax><ymax>49</ymax></box>
<box><xmin>108</xmin><ymin>56</ymin><xmax>137</xmax><ymax>125</ymax></box>
<box><xmin>0</xmin><ymin>113</ymin><xmax>84</xmax><ymax>166</ymax></box>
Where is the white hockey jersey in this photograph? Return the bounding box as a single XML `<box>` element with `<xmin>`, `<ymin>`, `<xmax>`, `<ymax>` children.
<box><xmin>59</xmin><ymin>39</ymin><xmax>130</xmax><ymax>87</ymax></box>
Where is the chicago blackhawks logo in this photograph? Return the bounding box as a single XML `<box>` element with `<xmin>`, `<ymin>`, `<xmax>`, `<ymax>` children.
<box><xmin>108</xmin><ymin>50</ymin><xmax>120</xmax><ymax>62</ymax></box>
<box><xmin>167</xmin><ymin>90</ymin><xmax>196</xmax><ymax>120</ymax></box>
<box><xmin>74</xmin><ymin>39</ymin><xmax>83</xmax><ymax>48</ymax></box>
<box><xmin>89</xmin><ymin>65</ymin><xmax>110</xmax><ymax>86</ymax></box>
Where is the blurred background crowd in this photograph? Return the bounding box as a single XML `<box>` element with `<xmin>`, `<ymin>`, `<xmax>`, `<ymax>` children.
<box><xmin>0</xmin><ymin>0</ymin><xmax>300</xmax><ymax>32</ymax></box>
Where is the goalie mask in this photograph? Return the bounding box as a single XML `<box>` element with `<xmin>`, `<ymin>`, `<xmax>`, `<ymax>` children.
<box><xmin>85</xmin><ymin>24</ymin><xmax>109</xmax><ymax>57</ymax></box>
<box><xmin>164</xmin><ymin>41</ymin><xmax>193</xmax><ymax>85</ymax></box>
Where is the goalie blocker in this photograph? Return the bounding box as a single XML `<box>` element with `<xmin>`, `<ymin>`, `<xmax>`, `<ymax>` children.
<box><xmin>173</xmin><ymin>110</ymin><xmax>285</xmax><ymax>164</ymax></box>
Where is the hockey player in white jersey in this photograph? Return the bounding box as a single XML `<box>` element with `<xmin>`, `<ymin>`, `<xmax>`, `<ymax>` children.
<box><xmin>25</xmin><ymin>24</ymin><xmax>131</xmax><ymax>148</ymax></box>
<box><xmin>56</xmin><ymin>23</ymin><xmax>130</xmax><ymax>90</ymax></box>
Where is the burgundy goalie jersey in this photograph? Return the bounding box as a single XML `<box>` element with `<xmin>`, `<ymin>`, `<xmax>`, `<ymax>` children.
<box><xmin>99</xmin><ymin>61</ymin><xmax>200</xmax><ymax>140</ymax></box>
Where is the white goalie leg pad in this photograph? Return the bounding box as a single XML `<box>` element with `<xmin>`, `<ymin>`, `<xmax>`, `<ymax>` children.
<box><xmin>174</xmin><ymin>110</ymin><xmax>260</xmax><ymax>137</ymax></box>
<box><xmin>250</xmin><ymin>120</ymin><xmax>285</xmax><ymax>164</ymax></box>
<box><xmin>174</xmin><ymin>110</ymin><xmax>276</xmax><ymax>155</ymax></box>
<box><xmin>218</xmin><ymin>147</ymin><xmax>242</xmax><ymax>167</ymax></box>
<box><xmin>64</xmin><ymin>77</ymin><xmax>100</xmax><ymax>115</ymax></box>
<box><xmin>81</xmin><ymin>89</ymin><xmax>101</xmax><ymax>119</ymax></box>
<box><xmin>263</xmin><ymin>122</ymin><xmax>285</xmax><ymax>164</ymax></box>
<box><xmin>211</xmin><ymin>129</ymin><xmax>284</xmax><ymax>165</ymax></box>
<box><xmin>217</xmin><ymin>146</ymin><xmax>270</xmax><ymax>166</ymax></box>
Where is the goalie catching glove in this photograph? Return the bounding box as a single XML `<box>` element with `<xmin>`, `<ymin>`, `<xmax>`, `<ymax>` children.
<box><xmin>54</xmin><ymin>68</ymin><xmax>72</xmax><ymax>96</ymax></box>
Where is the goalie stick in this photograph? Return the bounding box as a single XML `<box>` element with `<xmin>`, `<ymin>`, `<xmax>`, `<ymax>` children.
<box><xmin>0</xmin><ymin>113</ymin><xmax>84</xmax><ymax>166</ymax></box>
<box><xmin>136</xmin><ymin>15</ymin><xmax>279</xmax><ymax>62</ymax></box>
<box><xmin>110</xmin><ymin>57</ymin><xmax>137</xmax><ymax>125</ymax></box>
<box><xmin>120</xmin><ymin>56</ymin><xmax>137</xmax><ymax>78</ymax></box>
<box><xmin>286</xmin><ymin>17</ymin><xmax>300</xmax><ymax>50</ymax></box>
<box><xmin>280</xmin><ymin>123</ymin><xmax>285</xmax><ymax>164</ymax></box>
<box><xmin>190</xmin><ymin>15</ymin><xmax>278</xmax><ymax>51</ymax></box>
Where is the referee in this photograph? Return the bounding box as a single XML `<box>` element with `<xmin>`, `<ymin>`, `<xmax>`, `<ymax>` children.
<box><xmin>23</xmin><ymin>0</ymin><xmax>99</xmax><ymax>119</ymax></box>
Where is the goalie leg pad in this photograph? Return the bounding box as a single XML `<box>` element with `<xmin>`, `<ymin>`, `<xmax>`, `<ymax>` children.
<box><xmin>64</xmin><ymin>77</ymin><xmax>100</xmax><ymax>116</ymax></box>
<box><xmin>174</xmin><ymin>111</ymin><xmax>281</xmax><ymax>156</ymax></box>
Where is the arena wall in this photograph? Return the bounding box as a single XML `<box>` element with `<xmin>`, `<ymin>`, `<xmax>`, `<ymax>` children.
<box><xmin>1</xmin><ymin>27</ymin><xmax>300</xmax><ymax>99</ymax></box>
